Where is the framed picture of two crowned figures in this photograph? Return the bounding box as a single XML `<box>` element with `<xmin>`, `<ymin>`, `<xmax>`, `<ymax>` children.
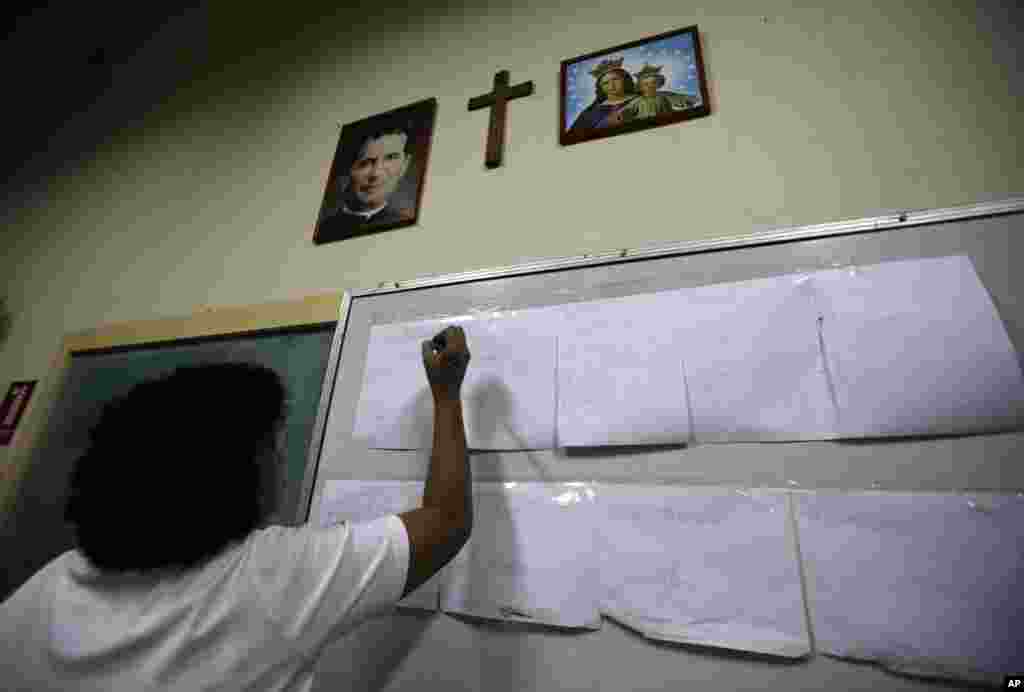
<box><xmin>559</xmin><ymin>25</ymin><xmax>711</xmax><ymax>146</ymax></box>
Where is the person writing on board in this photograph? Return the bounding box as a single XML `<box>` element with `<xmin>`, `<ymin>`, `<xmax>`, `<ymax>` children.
<box><xmin>0</xmin><ymin>325</ymin><xmax>473</xmax><ymax>692</ymax></box>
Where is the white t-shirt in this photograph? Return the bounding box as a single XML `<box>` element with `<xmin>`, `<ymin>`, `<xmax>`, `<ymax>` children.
<box><xmin>0</xmin><ymin>514</ymin><xmax>409</xmax><ymax>692</ymax></box>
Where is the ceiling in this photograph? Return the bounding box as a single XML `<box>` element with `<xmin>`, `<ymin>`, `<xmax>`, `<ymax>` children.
<box><xmin>2</xmin><ymin>2</ymin><xmax>194</xmax><ymax>188</ymax></box>
<box><xmin>2</xmin><ymin>0</ymin><xmax>485</xmax><ymax>194</ymax></box>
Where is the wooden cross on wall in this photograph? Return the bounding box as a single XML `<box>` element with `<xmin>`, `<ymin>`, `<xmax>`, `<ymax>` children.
<box><xmin>468</xmin><ymin>70</ymin><xmax>534</xmax><ymax>169</ymax></box>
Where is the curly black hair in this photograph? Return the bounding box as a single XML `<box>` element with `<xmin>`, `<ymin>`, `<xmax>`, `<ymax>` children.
<box><xmin>64</xmin><ymin>362</ymin><xmax>289</xmax><ymax>574</ymax></box>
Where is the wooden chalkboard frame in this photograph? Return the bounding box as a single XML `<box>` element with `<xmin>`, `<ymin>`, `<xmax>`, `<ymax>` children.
<box><xmin>0</xmin><ymin>292</ymin><xmax>343</xmax><ymax>531</ymax></box>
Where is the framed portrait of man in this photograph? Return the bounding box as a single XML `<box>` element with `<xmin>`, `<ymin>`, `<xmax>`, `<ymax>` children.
<box><xmin>560</xmin><ymin>26</ymin><xmax>711</xmax><ymax>147</ymax></box>
<box><xmin>314</xmin><ymin>98</ymin><xmax>437</xmax><ymax>245</ymax></box>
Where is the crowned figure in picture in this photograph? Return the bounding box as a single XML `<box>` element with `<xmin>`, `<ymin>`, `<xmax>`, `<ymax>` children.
<box><xmin>623</xmin><ymin>63</ymin><xmax>698</xmax><ymax>121</ymax></box>
<box><xmin>566</xmin><ymin>57</ymin><xmax>641</xmax><ymax>134</ymax></box>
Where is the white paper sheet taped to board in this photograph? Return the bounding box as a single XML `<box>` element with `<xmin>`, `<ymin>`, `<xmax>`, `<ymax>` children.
<box><xmin>441</xmin><ymin>481</ymin><xmax>603</xmax><ymax>630</ymax></box>
<box><xmin>594</xmin><ymin>484</ymin><xmax>810</xmax><ymax>657</ymax></box>
<box><xmin>795</xmin><ymin>490</ymin><xmax>1024</xmax><ymax>686</ymax></box>
<box><xmin>554</xmin><ymin>291</ymin><xmax>693</xmax><ymax>447</ymax></box>
<box><xmin>674</xmin><ymin>275</ymin><xmax>837</xmax><ymax>443</ymax></box>
<box><xmin>353</xmin><ymin>315</ymin><xmax>556</xmax><ymax>451</ymax></box>
<box><xmin>812</xmin><ymin>255</ymin><xmax>1024</xmax><ymax>438</ymax></box>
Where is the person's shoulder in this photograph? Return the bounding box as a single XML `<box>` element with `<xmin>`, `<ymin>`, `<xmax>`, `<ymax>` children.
<box><xmin>246</xmin><ymin>518</ymin><xmax>405</xmax><ymax>559</ymax></box>
<box><xmin>248</xmin><ymin>522</ymin><xmax>337</xmax><ymax>548</ymax></box>
<box><xmin>241</xmin><ymin>519</ymin><xmax>407</xmax><ymax>648</ymax></box>
<box><xmin>242</xmin><ymin>518</ymin><xmax>406</xmax><ymax>603</ymax></box>
<box><xmin>240</xmin><ymin>524</ymin><xmax>345</xmax><ymax>581</ymax></box>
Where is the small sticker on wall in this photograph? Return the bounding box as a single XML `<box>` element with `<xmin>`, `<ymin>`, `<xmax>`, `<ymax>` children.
<box><xmin>0</xmin><ymin>380</ymin><xmax>37</xmax><ymax>446</ymax></box>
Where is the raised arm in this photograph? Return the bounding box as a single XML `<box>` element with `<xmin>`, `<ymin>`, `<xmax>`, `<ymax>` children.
<box><xmin>398</xmin><ymin>326</ymin><xmax>473</xmax><ymax>597</ymax></box>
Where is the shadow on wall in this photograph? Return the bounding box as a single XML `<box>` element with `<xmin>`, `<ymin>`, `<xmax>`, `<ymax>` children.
<box><xmin>465</xmin><ymin>375</ymin><xmax>555</xmax><ymax>481</ymax></box>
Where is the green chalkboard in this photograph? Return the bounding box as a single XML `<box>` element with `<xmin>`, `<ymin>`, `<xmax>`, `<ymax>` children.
<box><xmin>0</xmin><ymin>324</ymin><xmax>335</xmax><ymax>599</ymax></box>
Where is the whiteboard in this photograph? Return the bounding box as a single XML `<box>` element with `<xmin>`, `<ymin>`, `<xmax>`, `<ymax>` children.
<box><xmin>301</xmin><ymin>197</ymin><xmax>1024</xmax><ymax>692</ymax></box>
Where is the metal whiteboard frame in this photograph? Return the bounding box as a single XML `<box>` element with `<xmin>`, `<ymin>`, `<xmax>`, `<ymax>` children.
<box><xmin>297</xmin><ymin>195</ymin><xmax>1024</xmax><ymax>522</ymax></box>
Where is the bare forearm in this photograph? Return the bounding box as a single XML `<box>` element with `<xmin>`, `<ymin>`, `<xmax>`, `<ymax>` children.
<box><xmin>422</xmin><ymin>398</ymin><xmax>472</xmax><ymax>529</ymax></box>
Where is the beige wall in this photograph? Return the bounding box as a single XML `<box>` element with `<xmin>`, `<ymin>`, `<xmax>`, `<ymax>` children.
<box><xmin>1</xmin><ymin>0</ymin><xmax>1021</xmax><ymax>462</ymax></box>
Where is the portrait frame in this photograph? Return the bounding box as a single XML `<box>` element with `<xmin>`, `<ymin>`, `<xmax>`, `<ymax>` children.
<box><xmin>314</xmin><ymin>98</ymin><xmax>437</xmax><ymax>245</ymax></box>
<box><xmin>559</xmin><ymin>25</ymin><xmax>711</xmax><ymax>147</ymax></box>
